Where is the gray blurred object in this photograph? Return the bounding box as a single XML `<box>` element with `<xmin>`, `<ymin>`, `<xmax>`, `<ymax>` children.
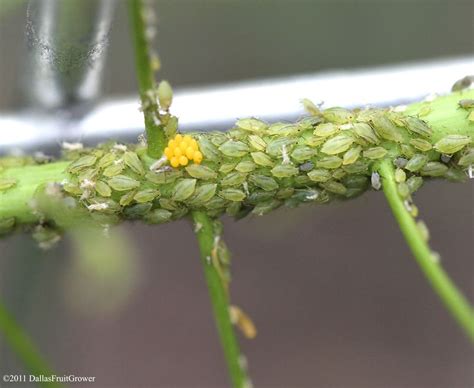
<box><xmin>1</xmin><ymin>56</ymin><xmax>473</xmax><ymax>152</ymax></box>
<box><xmin>24</xmin><ymin>0</ymin><xmax>115</xmax><ymax>110</ymax></box>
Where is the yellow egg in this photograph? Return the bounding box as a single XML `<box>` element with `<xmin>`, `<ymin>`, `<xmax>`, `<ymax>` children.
<box><xmin>174</xmin><ymin>147</ymin><xmax>183</xmax><ymax>157</ymax></box>
<box><xmin>179</xmin><ymin>141</ymin><xmax>188</xmax><ymax>152</ymax></box>
<box><xmin>179</xmin><ymin>155</ymin><xmax>189</xmax><ymax>166</ymax></box>
<box><xmin>174</xmin><ymin>134</ymin><xmax>183</xmax><ymax>142</ymax></box>
<box><xmin>164</xmin><ymin>147</ymin><xmax>173</xmax><ymax>159</ymax></box>
<box><xmin>190</xmin><ymin>139</ymin><xmax>198</xmax><ymax>149</ymax></box>
<box><xmin>185</xmin><ymin>147</ymin><xmax>195</xmax><ymax>159</ymax></box>
<box><xmin>168</xmin><ymin>139</ymin><xmax>176</xmax><ymax>148</ymax></box>
<box><xmin>170</xmin><ymin>157</ymin><xmax>179</xmax><ymax>168</ymax></box>
<box><xmin>193</xmin><ymin>151</ymin><xmax>203</xmax><ymax>164</ymax></box>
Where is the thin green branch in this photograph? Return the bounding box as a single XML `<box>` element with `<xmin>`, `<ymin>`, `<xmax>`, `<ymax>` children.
<box><xmin>191</xmin><ymin>211</ymin><xmax>249</xmax><ymax>388</ymax></box>
<box><xmin>0</xmin><ymin>299</ymin><xmax>63</xmax><ymax>387</ymax></box>
<box><xmin>377</xmin><ymin>159</ymin><xmax>474</xmax><ymax>342</ymax></box>
<box><xmin>128</xmin><ymin>0</ymin><xmax>166</xmax><ymax>158</ymax></box>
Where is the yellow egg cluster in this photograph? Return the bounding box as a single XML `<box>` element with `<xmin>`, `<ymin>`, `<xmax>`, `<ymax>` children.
<box><xmin>164</xmin><ymin>134</ymin><xmax>203</xmax><ymax>168</ymax></box>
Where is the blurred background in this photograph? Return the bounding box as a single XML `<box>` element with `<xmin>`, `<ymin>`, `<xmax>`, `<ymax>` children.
<box><xmin>0</xmin><ymin>0</ymin><xmax>473</xmax><ymax>387</ymax></box>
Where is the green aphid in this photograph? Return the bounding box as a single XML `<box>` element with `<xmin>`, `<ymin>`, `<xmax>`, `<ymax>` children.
<box><xmin>157</xmin><ymin>80</ymin><xmax>173</xmax><ymax>110</ymax></box>
<box><xmin>434</xmin><ymin>135</ymin><xmax>471</xmax><ymax>154</ymax></box>
<box><xmin>451</xmin><ymin>75</ymin><xmax>473</xmax><ymax>92</ymax></box>
<box><xmin>321</xmin><ymin>134</ymin><xmax>354</xmax><ymax>155</ymax></box>
<box><xmin>164</xmin><ymin>116</ymin><xmax>178</xmax><ymax>138</ymax></box>
<box><xmin>294</xmin><ymin>175</ymin><xmax>312</xmax><ymax>185</ymax></box>
<box><xmin>63</xmin><ymin>181</ymin><xmax>82</xmax><ymax>195</ymax></box>
<box><xmin>124</xmin><ymin>203</ymin><xmax>153</xmax><ymax>219</ymax></box>
<box><xmin>410</xmin><ymin>138</ymin><xmax>432</xmax><ymax>152</ymax></box>
<box><xmin>403</xmin><ymin>116</ymin><xmax>432</xmax><ymax>138</ymax></box>
<box><xmin>78</xmin><ymin>168</ymin><xmax>99</xmax><ymax>182</ymax></box>
<box><xmin>397</xmin><ymin>182</ymin><xmax>410</xmax><ymax>198</ymax></box>
<box><xmin>275</xmin><ymin>187</ymin><xmax>294</xmax><ymax>199</ymax></box>
<box><xmin>252</xmin><ymin>199</ymin><xmax>281</xmax><ymax>216</ymax></box>
<box><xmin>469</xmin><ymin>111</ymin><xmax>474</xmax><ymax>122</ymax></box>
<box><xmin>219</xmin><ymin>163</ymin><xmax>238</xmax><ymax>174</ymax></box>
<box><xmin>305</xmin><ymin>136</ymin><xmax>326</xmax><ymax>147</ymax></box>
<box><xmin>271</xmin><ymin>164</ymin><xmax>299</xmax><ymax>178</ymax></box>
<box><xmin>173</xmin><ymin>178</ymin><xmax>197</xmax><ymax>201</ymax></box>
<box><xmin>0</xmin><ymin>217</ymin><xmax>15</xmax><ymax>235</ymax></box>
<box><xmin>458</xmin><ymin>148</ymin><xmax>474</xmax><ymax>166</ymax></box>
<box><xmin>209</xmin><ymin>133</ymin><xmax>228</xmax><ymax>146</ymax></box>
<box><xmin>205</xmin><ymin>197</ymin><xmax>226</xmax><ymax>212</ymax></box>
<box><xmin>134</xmin><ymin>189</ymin><xmax>160</xmax><ymax>203</ymax></box>
<box><xmin>445</xmin><ymin>169</ymin><xmax>467</xmax><ymax>182</ymax></box>
<box><xmin>307</xmin><ymin>169</ymin><xmax>331</xmax><ymax>182</ymax></box>
<box><xmin>221</xmin><ymin>172</ymin><xmax>247</xmax><ymax>186</ymax></box>
<box><xmin>97</xmin><ymin>152</ymin><xmax>117</xmax><ymax>169</ymax></box>
<box><xmin>400</xmin><ymin>144</ymin><xmax>416</xmax><ymax>158</ymax></box>
<box><xmin>123</xmin><ymin>151</ymin><xmax>145</xmax><ymax>175</ymax></box>
<box><xmin>226</xmin><ymin>201</ymin><xmax>242</xmax><ymax>217</ymax></box>
<box><xmin>249</xmin><ymin>174</ymin><xmax>279</xmax><ymax>191</ymax></box>
<box><xmin>316</xmin><ymin>156</ymin><xmax>342</xmax><ymax>169</ymax></box>
<box><xmin>420</xmin><ymin>162</ymin><xmax>448</xmax><ymax>177</ymax></box>
<box><xmin>159</xmin><ymin>198</ymin><xmax>180</xmax><ymax>211</ymax></box>
<box><xmin>119</xmin><ymin>190</ymin><xmax>137</xmax><ymax>206</ymax></box>
<box><xmin>267</xmin><ymin>123</ymin><xmax>301</xmax><ymax>136</ymax></box>
<box><xmin>418</xmin><ymin>105</ymin><xmax>432</xmax><ymax>117</ymax></box>
<box><xmin>103</xmin><ymin>162</ymin><xmax>124</xmax><ymax>177</ymax></box>
<box><xmin>146</xmin><ymin>169</ymin><xmax>182</xmax><ymax>184</ymax></box>
<box><xmin>228</xmin><ymin>128</ymin><xmax>250</xmax><ymax>140</ymax></box>
<box><xmin>394</xmin><ymin>168</ymin><xmax>406</xmax><ymax>183</ymax></box>
<box><xmin>416</xmin><ymin>220</ymin><xmax>430</xmax><ymax>242</ymax></box>
<box><xmin>406</xmin><ymin>176</ymin><xmax>423</xmax><ymax>193</ymax></box>
<box><xmin>332</xmin><ymin>169</ymin><xmax>346</xmax><ymax>180</ymax></box>
<box><xmin>342</xmin><ymin>146</ymin><xmax>362</xmax><ymax>165</ymax></box>
<box><xmin>247</xmin><ymin>190</ymin><xmax>275</xmax><ymax>204</ymax></box>
<box><xmin>322</xmin><ymin>107</ymin><xmax>354</xmax><ymax>124</ymax></box>
<box><xmin>251</xmin><ymin>151</ymin><xmax>274</xmax><ymax>167</ymax></box>
<box><xmin>363</xmin><ymin>146</ymin><xmax>388</xmax><ymax>160</ymax></box>
<box><xmin>95</xmin><ymin>180</ymin><xmax>112</xmax><ymax>197</ymax></box>
<box><xmin>235</xmin><ymin>160</ymin><xmax>256</xmax><ymax>173</ymax></box>
<box><xmin>370</xmin><ymin>114</ymin><xmax>404</xmax><ymax>142</ymax></box>
<box><xmin>0</xmin><ymin>177</ymin><xmax>17</xmax><ymax>191</ymax></box>
<box><xmin>108</xmin><ymin>175</ymin><xmax>140</xmax><ymax>191</ymax></box>
<box><xmin>342</xmin><ymin>161</ymin><xmax>369</xmax><ymax>174</ymax></box>
<box><xmin>247</xmin><ymin>135</ymin><xmax>267</xmax><ymax>151</ymax></box>
<box><xmin>219</xmin><ymin>140</ymin><xmax>249</xmax><ymax>157</ymax></box>
<box><xmin>68</xmin><ymin>155</ymin><xmax>97</xmax><ymax>173</ymax></box>
<box><xmin>185</xmin><ymin>164</ymin><xmax>217</xmax><ymax>180</ymax></box>
<box><xmin>189</xmin><ymin>183</ymin><xmax>217</xmax><ymax>206</ymax></box>
<box><xmin>198</xmin><ymin>137</ymin><xmax>220</xmax><ymax>161</ymax></box>
<box><xmin>236</xmin><ymin>118</ymin><xmax>267</xmax><ymax>133</ymax></box>
<box><xmin>352</xmin><ymin>122</ymin><xmax>379</xmax><ymax>144</ymax></box>
<box><xmin>301</xmin><ymin>98</ymin><xmax>322</xmax><ymax>116</ymax></box>
<box><xmin>145</xmin><ymin>209</ymin><xmax>173</xmax><ymax>224</ymax></box>
<box><xmin>405</xmin><ymin>154</ymin><xmax>429</xmax><ymax>172</ymax></box>
<box><xmin>219</xmin><ymin>188</ymin><xmax>246</xmax><ymax>202</ymax></box>
<box><xmin>291</xmin><ymin>146</ymin><xmax>316</xmax><ymax>162</ymax></box>
<box><xmin>313</xmin><ymin>123</ymin><xmax>339</xmax><ymax>137</ymax></box>
<box><xmin>266</xmin><ymin>138</ymin><xmax>296</xmax><ymax>157</ymax></box>
<box><xmin>342</xmin><ymin>174</ymin><xmax>369</xmax><ymax>190</ymax></box>
<box><xmin>320</xmin><ymin>181</ymin><xmax>347</xmax><ymax>195</ymax></box>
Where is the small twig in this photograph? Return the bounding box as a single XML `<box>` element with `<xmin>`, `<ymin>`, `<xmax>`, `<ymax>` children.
<box><xmin>378</xmin><ymin>159</ymin><xmax>474</xmax><ymax>342</ymax></box>
<box><xmin>128</xmin><ymin>0</ymin><xmax>166</xmax><ymax>158</ymax></box>
<box><xmin>191</xmin><ymin>211</ymin><xmax>249</xmax><ymax>388</ymax></box>
<box><xmin>0</xmin><ymin>299</ymin><xmax>63</xmax><ymax>387</ymax></box>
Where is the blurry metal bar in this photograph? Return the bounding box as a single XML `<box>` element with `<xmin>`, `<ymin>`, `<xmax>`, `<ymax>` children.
<box><xmin>1</xmin><ymin>56</ymin><xmax>473</xmax><ymax>151</ymax></box>
<box><xmin>24</xmin><ymin>0</ymin><xmax>115</xmax><ymax>110</ymax></box>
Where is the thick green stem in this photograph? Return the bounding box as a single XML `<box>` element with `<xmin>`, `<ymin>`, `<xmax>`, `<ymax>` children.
<box><xmin>191</xmin><ymin>211</ymin><xmax>248</xmax><ymax>388</ymax></box>
<box><xmin>378</xmin><ymin>159</ymin><xmax>474</xmax><ymax>342</ymax></box>
<box><xmin>0</xmin><ymin>300</ymin><xmax>63</xmax><ymax>387</ymax></box>
<box><xmin>128</xmin><ymin>0</ymin><xmax>166</xmax><ymax>158</ymax></box>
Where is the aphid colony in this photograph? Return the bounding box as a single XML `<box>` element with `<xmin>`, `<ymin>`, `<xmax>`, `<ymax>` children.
<box><xmin>1</xmin><ymin>97</ymin><xmax>472</xmax><ymax>232</ymax></box>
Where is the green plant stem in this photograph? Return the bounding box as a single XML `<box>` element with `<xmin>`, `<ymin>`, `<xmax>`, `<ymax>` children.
<box><xmin>191</xmin><ymin>211</ymin><xmax>248</xmax><ymax>388</ymax></box>
<box><xmin>378</xmin><ymin>159</ymin><xmax>474</xmax><ymax>342</ymax></box>
<box><xmin>128</xmin><ymin>0</ymin><xmax>166</xmax><ymax>158</ymax></box>
<box><xmin>0</xmin><ymin>300</ymin><xmax>63</xmax><ymax>387</ymax></box>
